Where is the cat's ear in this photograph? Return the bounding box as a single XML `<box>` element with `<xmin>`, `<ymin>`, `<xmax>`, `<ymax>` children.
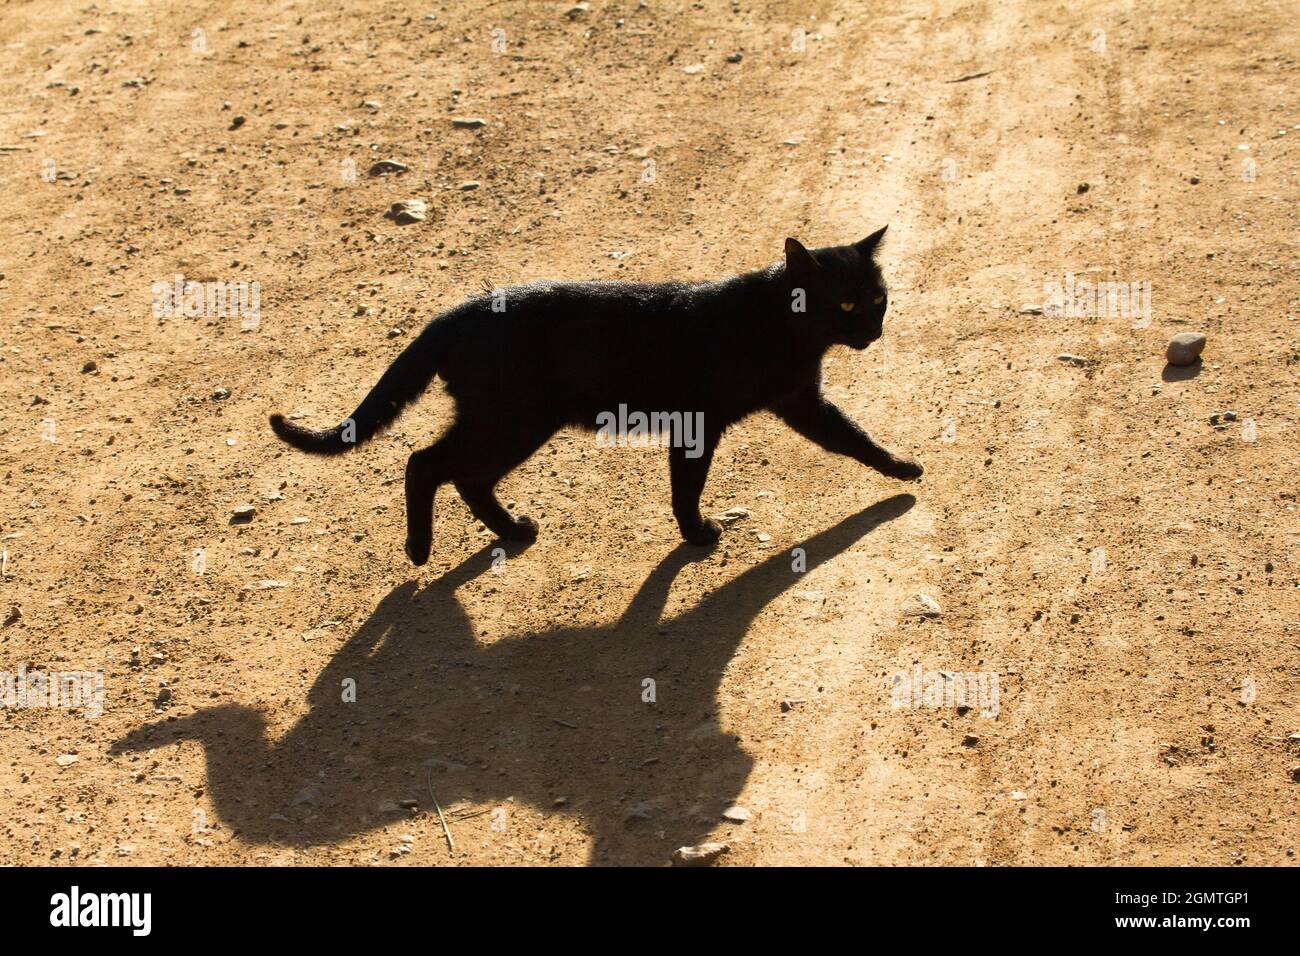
<box><xmin>785</xmin><ymin>237</ymin><xmax>821</xmax><ymax>274</ymax></box>
<box><xmin>854</xmin><ymin>225</ymin><xmax>888</xmax><ymax>256</ymax></box>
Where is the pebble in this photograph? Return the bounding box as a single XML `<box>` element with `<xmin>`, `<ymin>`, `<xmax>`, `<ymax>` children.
<box><xmin>1057</xmin><ymin>354</ymin><xmax>1092</xmax><ymax>367</ymax></box>
<box><xmin>56</xmin><ymin>754</ymin><xmax>78</xmax><ymax>767</ymax></box>
<box><xmin>721</xmin><ymin>805</ymin><xmax>751</xmax><ymax>823</ymax></box>
<box><xmin>672</xmin><ymin>842</ymin><xmax>730</xmax><ymax>867</ymax></box>
<box><xmin>1166</xmin><ymin>331</ymin><xmax>1206</xmax><ymax>366</ymax></box>
<box><xmin>231</xmin><ymin>504</ymin><xmax>256</xmax><ymax>524</ymax></box>
<box><xmin>718</xmin><ymin>506</ymin><xmax>750</xmax><ymax>526</ymax></box>
<box><xmin>564</xmin><ymin>2</ymin><xmax>590</xmax><ymax>18</ymax></box>
<box><xmin>624</xmin><ymin>803</ymin><xmax>654</xmax><ymax>822</ymax></box>
<box><xmin>368</xmin><ymin>159</ymin><xmax>408</xmax><ymax>176</ymax></box>
<box><xmin>726</xmin><ymin>52</ymin><xmax>743</xmax><ymax>63</ymax></box>
<box><xmin>211</xmin><ymin>387</ymin><xmax>230</xmax><ymax>400</ymax></box>
<box><xmin>451</xmin><ymin>117</ymin><xmax>487</xmax><ymax>128</ymax></box>
<box><xmin>81</xmin><ymin>360</ymin><xmax>97</xmax><ymax>373</ymax></box>
<box><xmin>901</xmin><ymin>592</ymin><xmax>942</xmax><ymax>618</ymax></box>
<box><xmin>458</xmin><ymin>181</ymin><xmax>481</xmax><ymax>191</ymax></box>
<box><xmin>962</xmin><ymin>734</ymin><xmax>980</xmax><ymax>747</ymax></box>
<box><xmin>229</xmin><ymin>115</ymin><xmax>245</xmax><ymax>130</ymax></box>
<box><xmin>384</xmin><ymin>199</ymin><xmax>428</xmax><ymax>225</ymax></box>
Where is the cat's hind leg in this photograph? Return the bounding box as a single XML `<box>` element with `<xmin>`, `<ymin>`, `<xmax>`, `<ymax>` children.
<box><xmin>455</xmin><ymin>479</ymin><xmax>538</xmax><ymax>542</ymax></box>
<box><xmin>404</xmin><ymin>438</ymin><xmax>454</xmax><ymax>566</ymax></box>
<box><xmin>451</xmin><ymin>415</ymin><xmax>552</xmax><ymax>542</ymax></box>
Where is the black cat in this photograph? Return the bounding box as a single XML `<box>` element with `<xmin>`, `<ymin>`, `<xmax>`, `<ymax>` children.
<box><xmin>270</xmin><ymin>227</ymin><xmax>922</xmax><ymax>565</ymax></box>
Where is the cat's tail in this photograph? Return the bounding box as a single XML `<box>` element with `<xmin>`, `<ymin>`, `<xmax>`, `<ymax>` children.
<box><xmin>269</xmin><ymin>320</ymin><xmax>446</xmax><ymax>456</ymax></box>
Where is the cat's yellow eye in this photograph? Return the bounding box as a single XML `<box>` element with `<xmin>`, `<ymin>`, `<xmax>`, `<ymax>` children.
<box><xmin>873</xmin><ymin>295</ymin><xmax>885</xmax><ymax>305</ymax></box>
<box><xmin>839</xmin><ymin>301</ymin><xmax>855</xmax><ymax>312</ymax></box>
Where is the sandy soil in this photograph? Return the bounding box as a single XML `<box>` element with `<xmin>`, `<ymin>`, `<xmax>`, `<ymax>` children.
<box><xmin>0</xmin><ymin>0</ymin><xmax>1297</xmax><ymax>866</ymax></box>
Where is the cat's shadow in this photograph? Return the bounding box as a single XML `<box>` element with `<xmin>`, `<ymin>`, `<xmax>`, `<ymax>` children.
<box><xmin>112</xmin><ymin>494</ymin><xmax>914</xmax><ymax>864</ymax></box>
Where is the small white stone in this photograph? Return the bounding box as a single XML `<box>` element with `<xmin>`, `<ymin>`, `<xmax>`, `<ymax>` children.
<box><xmin>717</xmin><ymin>507</ymin><xmax>750</xmax><ymax>526</ymax></box>
<box><xmin>901</xmin><ymin>592</ymin><xmax>942</xmax><ymax>618</ymax></box>
<box><xmin>384</xmin><ymin>199</ymin><xmax>428</xmax><ymax>224</ymax></box>
<box><xmin>672</xmin><ymin>842</ymin><xmax>730</xmax><ymax>866</ymax></box>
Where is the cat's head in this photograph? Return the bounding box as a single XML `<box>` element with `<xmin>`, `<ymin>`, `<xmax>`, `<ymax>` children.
<box><xmin>784</xmin><ymin>226</ymin><xmax>889</xmax><ymax>350</ymax></box>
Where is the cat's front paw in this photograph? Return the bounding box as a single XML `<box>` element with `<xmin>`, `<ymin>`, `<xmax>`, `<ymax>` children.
<box><xmin>405</xmin><ymin>534</ymin><xmax>431</xmax><ymax>566</ymax></box>
<box><xmin>503</xmin><ymin>514</ymin><xmax>539</xmax><ymax>542</ymax></box>
<box><xmin>681</xmin><ymin>517</ymin><xmax>723</xmax><ymax>546</ymax></box>
<box><xmin>879</xmin><ymin>455</ymin><xmax>924</xmax><ymax>481</ymax></box>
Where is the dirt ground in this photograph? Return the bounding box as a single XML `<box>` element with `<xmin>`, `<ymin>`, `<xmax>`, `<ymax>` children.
<box><xmin>0</xmin><ymin>0</ymin><xmax>1296</xmax><ymax>867</ymax></box>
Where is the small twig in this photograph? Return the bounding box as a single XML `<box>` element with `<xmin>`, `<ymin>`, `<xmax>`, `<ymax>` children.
<box><xmin>451</xmin><ymin>808</ymin><xmax>491</xmax><ymax>821</ymax></box>
<box><xmin>946</xmin><ymin>70</ymin><xmax>993</xmax><ymax>83</ymax></box>
<box><xmin>427</xmin><ymin>768</ymin><xmax>455</xmax><ymax>854</ymax></box>
<box><xmin>552</xmin><ymin>718</ymin><xmax>577</xmax><ymax>729</ymax></box>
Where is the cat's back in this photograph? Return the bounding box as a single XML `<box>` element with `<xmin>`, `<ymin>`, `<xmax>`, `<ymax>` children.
<box><xmin>433</xmin><ymin>271</ymin><xmax>773</xmax><ymax>406</ymax></box>
<box><xmin>439</xmin><ymin>276</ymin><xmax>718</xmax><ymax>348</ymax></box>
<box><xmin>500</xmin><ymin>277</ymin><xmax>691</xmax><ymax>314</ymax></box>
